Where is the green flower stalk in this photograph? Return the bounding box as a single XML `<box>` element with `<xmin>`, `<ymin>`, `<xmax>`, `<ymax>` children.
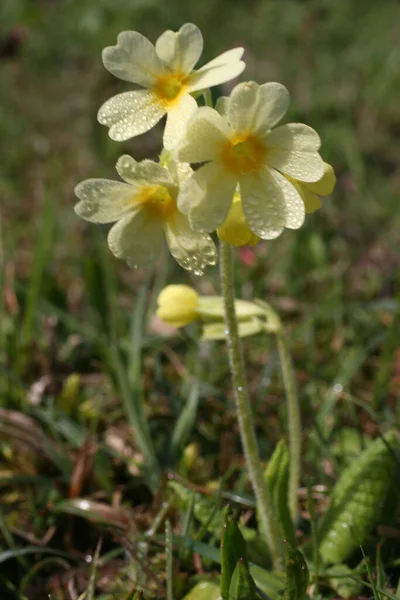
<box><xmin>219</xmin><ymin>241</ymin><xmax>283</xmax><ymax>568</ymax></box>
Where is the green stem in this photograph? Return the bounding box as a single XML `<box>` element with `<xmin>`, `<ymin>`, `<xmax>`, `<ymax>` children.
<box><xmin>275</xmin><ymin>331</ymin><xmax>301</xmax><ymax>524</ymax></box>
<box><xmin>219</xmin><ymin>241</ymin><xmax>282</xmax><ymax>568</ymax></box>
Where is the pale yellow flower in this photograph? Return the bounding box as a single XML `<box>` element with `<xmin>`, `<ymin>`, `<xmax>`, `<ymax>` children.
<box><xmin>98</xmin><ymin>23</ymin><xmax>245</xmax><ymax>150</ymax></box>
<box><xmin>217</xmin><ymin>190</ymin><xmax>260</xmax><ymax>247</ymax></box>
<box><xmin>74</xmin><ymin>156</ymin><xmax>217</xmax><ymax>274</ymax></box>
<box><xmin>176</xmin><ymin>81</ymin><xmax>325</xmax><ymax>239</ymax></box>
<box><xmin>285</xmin><ymin>162</ymin><xmax>336</xmax><ymax>214</ymax></box>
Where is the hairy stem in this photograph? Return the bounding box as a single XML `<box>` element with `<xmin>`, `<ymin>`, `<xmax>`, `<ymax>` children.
<box><xmin>219</xmin><ymin>240</ymin><xmax>282</xmax><ymax>568</ymax></box>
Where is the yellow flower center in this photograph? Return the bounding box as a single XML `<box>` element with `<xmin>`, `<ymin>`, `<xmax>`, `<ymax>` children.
<box><xmin>137</xmin><ymin>185</ymin><xmax>177</xmax><ymax>219</ymax></box>
<box><xmin>153</xmin><ymin>72</ymin><xmax>191</xmax><ymax>107</ymax></box>
<box><xmin>220</xmin><ymin>134</ymin><xmax>267</xmax><ymax>175</ymax></box>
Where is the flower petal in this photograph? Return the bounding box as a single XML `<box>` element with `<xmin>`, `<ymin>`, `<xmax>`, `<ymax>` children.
<box><xmin>240</xmin><ymin>172</ymin><xmax>285</xmax><ymax>239</ymax></box>
<box><xmin>271</xmin><ymin>169</ymin><xmax>305</xmax><ymax>229</ymax></box>
<box><xmin>98</xmin><ymin>90</ymin><xmax>165</xmax><ymax>142</ymax></box>
<box><xmin>266</xmin><ymin>123</ymin><xmax>324</xmax><ymax>182</ymax></box>
<box><xmin>176</xmin><ymin>106</ymin><xmax>231</xmax><ymax>163</ymax></box>
<box><xmin>74</xmin><ymin>179</ymin><xmax>136</xmax><ymax>223</ymax></box>
<box><xmin>297</xmin><ymin>183</ymin><xmax>322</xmax><ymax>214</ymax></box>
<box><xmin>215</xmin><ymin>95</ymin><xmax>229</xmax><ymax>118</ymax></box>
<box><xmin>163</xmin><ymin>93</ymin><xmax>198</xmax><ymax>150</ymax></box>
<box><xmin>107</xmin><ymin>209</ymin><xmax>164</xmax><ymax>269</ymax></box>
<box><xmin>227</xmin><ymin>81</ymin><xmax>260</xmax><ymax>132</ymax></box>
<box><xmin>217</xmin><ymin>191</ymin><xmax>260</xmax><ymax>247</ymax></box>
<box><xmin>165</xmin><ymin>212</ymin><xmax>217</xmax><ymax>275</ymax></box>
<box><xmin>178</xmin><ymin>162</ymin><xmax>236</xmax><ymax>232</ymax></box>
<box><xmin>116</xmin><ymin>155</ymin><xmax>174</xmax><ymax>187</ymax></box>
<box><xmin>225</xmin><ymin>81</ymin><xmax>288</xmax><ymax>134</ymax></box>
<box><xmin>254</xmin><ymin>82</ymin><xmax>290</xmax><ymax>132</ymax></box>
<box><xmin>190</xmin><ymin>47</ymin><xmax>245</xmax><ymax>92</ymax></box>
<box><xmin>302</xmin><ymin>162</ymin><xmax>336</xmax><ymax>195</ymax></box>
<box><xmin>102</xmin><ymin>31</ymin><xmax>166</xmax><ymax>86</ymax></box>
<box><xmin>155</xmin><ymin>23</ymin><xmax>203</xmax><ymax>73</ymax></box>
<box><xmin>240</xmin><ymin>168</ymin><xmax>304</xmax><ymax>239</ymax></box>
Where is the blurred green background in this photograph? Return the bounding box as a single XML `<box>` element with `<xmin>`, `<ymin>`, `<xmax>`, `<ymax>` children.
<box><xmin>1</xmin><ymin>0</ymin><xmax>400</xmax><ymax>595</ymax></box>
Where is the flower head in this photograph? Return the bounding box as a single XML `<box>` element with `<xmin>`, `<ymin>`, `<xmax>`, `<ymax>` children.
<box><xmin>74</xmin><ymin>156</ymin><xmax>217</xmax><ymax>275</ymax></box>
<box><xmin>285</xmin><ymin>162</ymin><xmax>336</xmax><ymax>214</ymax></box>
<box><xmin>176</xmin><ymin>81</ymin><xmax>325</xmax><ymax>239</ymax></box>
<box><xmin>98</xmin><ymin>23</ymin><xmax>245</xmax><ymax>150</ymax></box>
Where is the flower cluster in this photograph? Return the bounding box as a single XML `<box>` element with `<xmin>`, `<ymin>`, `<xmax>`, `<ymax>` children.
<box><xmin>75</xmin><ymin>23</ymin><xmax>335</xmax><ymax>274</ymax></box>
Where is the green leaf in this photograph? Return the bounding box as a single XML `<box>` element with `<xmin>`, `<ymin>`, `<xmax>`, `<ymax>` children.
<box><xmin>264</xmin><ymin>440</ymin><xmax>296</xmax><ymax>547</ymax></box>
<box><xmin>228</xmin><ymin>559</ymin><xmax>256</xmax><ymax>600</ymax></box>
<box><xmin>169</xmin><ymin>534</ymin><xmax>286</xmax><ymax>599</ymax></box>
<box><xmin>168</xmin><ymin>481</ymin><xmax>221</xmax><ymax>535</ymax></box>
<box><xmin>283</xmin><ymin>542</ymin><xmax>309</xmax><ymax>600</ymax></box>
<box><xmin>170</xmin><ymin>376</ymin><xmax>200</xmax><ymax>460</ymax></box>
<box><xmin>221</xmin><ymin>509</ymin><xmax>249</xmax><ymax>600</ymax></box>
<box><xmin>181</xmin><ymin>582</ymin><xmax>221</xmax><ymax>600</ymax></box>
<box><xmin>326</xmin><ymin>564</ymin><xmax>363</xmax><ymax>599</ymax></box>
<box><xmin>319</xmin><ymin>431</ymin><xmax>397</xmax><ymax>564</ymax></box>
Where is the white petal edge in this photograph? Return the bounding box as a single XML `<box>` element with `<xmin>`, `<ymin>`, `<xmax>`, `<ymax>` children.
<box><xmin>163</xmin><ymin>93</ymin><xmax>198</xmax><ymax>151</ymax></box>
<box><xmin>178</xmin><ymin>162</ymin><xmax>237</xmax><ymax>232</ymax></box>
<box><xmin>165</xmin><ymin>212</ymin><xmax>217</xmax><ymax>275</ymax></box>
<box><xmin>267</xmin><ymin>123</ymin><xmax>324</xmax><ymax>182</ymax></box>
<box><xmin>74</xmin><ymin>179</ymin><xmax>137</xmax><ymax>223</ymax></box>
<box><xmin>107</xmin><ymin>209</ymin><xmax>164</xmax><ymax>269</ymax></box>
<box><xmin>116</xmin><ymin>155</ymin><xmax>174</xmax><ymax>187</ymax></box>
<box><xmin>102</xmin><ymin>31</ymin><xmax>166</xmax><ymax>86</ymax></box>
<box><xmin>155</xmin><ymin>23</ymin><xmax>203</xmax><ymax>73</ymax></box>
<box><xmin>98</xmin><ymin>90</ymin><xmax>165</xmax><ymax>142</ymax></box>
<box><xmin>176</xmin><ymin>106</ymin><xmax>231</xmax><ymax>163</ymax></box>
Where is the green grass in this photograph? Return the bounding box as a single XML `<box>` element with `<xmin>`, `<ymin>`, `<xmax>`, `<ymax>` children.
<box><xmin>1</xmin><ymin>0</ymin><xmax>400</xmax><ymax>597</ymax></box>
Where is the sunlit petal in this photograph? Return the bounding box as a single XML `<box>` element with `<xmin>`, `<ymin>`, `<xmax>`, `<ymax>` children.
<box><xmin>163</xmin><ymin>93</ymin><xmax>198</xmax><ymax>150</ymax></box>
<box><xmin>74</xmin><ymin>179</ymin><xmax>137</xmax><ymax>223</ymax></box>
<box><xmin>240</xmin><ymin>167</ymin><xmax>303</xmax><ymax>239</ymax></box>
<box><xmin>266</xmin><ymin>123</ymin><xmax>324</xmax><ymax>182</ymax></box>
<box><xmin>253</xmin><ymin>82</ymin><xmax>290</xmax><ymax>132</ymax></box>
<box><xmin>178</xmin><ymin>162</ymin><xmax>236</xmax><ymax>232</ymax></box>
<box><xmin>155</xmin><ymin>23</ymin><xmax>203</xmax><ymax>72</ymax></box>
<box><xmin>176</xmin><ymin>107</ymin><xmax>231</xmax><ymax>163</ymax></box>
<box><xmin>165</xmin><ymin>212</ymin><xmax>217</xmax><ymax>275</ymax></box>
<box><xmin>98</xmin><ymin>90</ymin><xmax>165</xmax><ymax>142</ymax></box>
<box><xmin>190</xmin><ymin>48</ymin><xmax>245</xmax><ymax>92</ymax></box>
<box><xmin>302</xmin><ymin>162</ymin><xmax>336</xmax><ymax>195</ymax></box>
<box><xmin>115</xmin><ymin>155</ymin><xmax>174</xmax><ymax>187</ymax></box>
<box><xmin>102</xmin><ymin>31</ymin><xmax>166</xmax><ymax>86</ymax></box>
<box><xmin>107</xmin><ymin>209</ymin><xmax>164</xmax><ymax>269</ymax></box>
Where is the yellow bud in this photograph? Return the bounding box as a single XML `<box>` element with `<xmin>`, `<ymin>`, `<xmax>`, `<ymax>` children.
<box><xmin>183</xmin><ymin>442</ymin><xmax>199</xmax><ymax>470</ymax></box>
<box><xmin>156</xmin><ymin>284</ymin><xmax>200</xmax><ymax>328</ymax></box>
<box><xmin>217</xmin><ymin>191</ymin><xmax>260</xmax><ymax>247</ymax></box>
